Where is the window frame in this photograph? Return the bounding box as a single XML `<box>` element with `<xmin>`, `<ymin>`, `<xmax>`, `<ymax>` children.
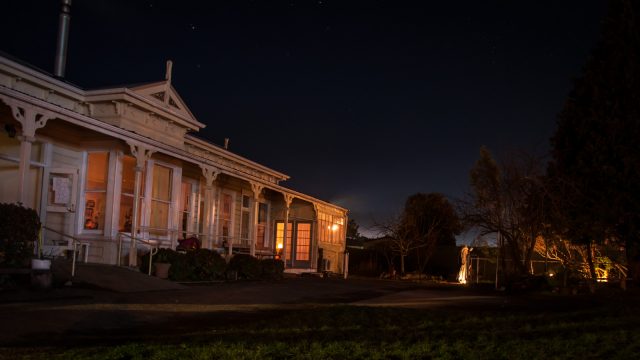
<box><xmin>218</xmin><ymin>189</ymin><xmax>236</xmax><ymax>243</ymax></box>
<box><xmin>80</xmin><ymin>151</ymin><xmax>113</xmax><ymax>235</ymax></box>
<box><xmin>256</xmin><ymin>201</ymin><xmax>270</xmax><ymax>249</ymax></box>
<box><xmin>179</xmin><ymin>178</ymin><xmax>200</xmax><ymax>239</ymax></box>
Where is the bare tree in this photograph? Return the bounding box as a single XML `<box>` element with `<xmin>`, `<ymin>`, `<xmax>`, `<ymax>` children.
<box><xmin>372</xmin><ymin>216</ymin><xmax>417</xmax><ymax>275</ymax></box>
<box><xmin>374</xmin><ymin>193</ymin><xmax>461</xmax><ymax>276</ymax></box>
<box><xmin>403</xmin><ymin>193</ymin><xmax>461</xmax><ymax>277</ymax></box>
<box><xmin>534</xmin><ymin>234</ymin><xmax>627</xmax><ymax>288</ymax></box>
<box><xmin>365</xmin><ymin>235</ymin><xmax>398</xmax><ymax>277</ymax></box>
<box><xmin>461</xmin><ymin>147</ymin><xmax>547</xmax><ymax>282</ymax></box>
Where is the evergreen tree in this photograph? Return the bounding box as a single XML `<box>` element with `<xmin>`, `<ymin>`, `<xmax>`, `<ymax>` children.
<box><xmin>550</xmin><ymin>0</ymin><xmax>640</xmax><ymax>283</ymax></box>
<box><xmin>401</xmin><ymin>193</ymin><xmax>461</xmax><ymax>274</ymax></box>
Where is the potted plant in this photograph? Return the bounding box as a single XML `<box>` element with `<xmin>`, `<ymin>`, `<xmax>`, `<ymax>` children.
<box><xmin>0</xmin><ymin>203</ymin><xmax>51</xmax><ymax>289</ymax></box>
<box><xmin>31</xmin><ymin>227</ymin><xmax>51</xmax><ymax>271</ymax></box>
<box><xmin>153</xmin><ymin>248</ymin><xmax>174</xmax><ymax>279</ymax></box>
<box><xmin>0</xmin><ymin>203</ymin><xmax>40</xmax><ymax>269</ymax></box>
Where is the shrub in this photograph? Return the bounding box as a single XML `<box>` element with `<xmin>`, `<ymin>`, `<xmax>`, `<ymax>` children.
<box><xmin>155</xmin><ymin>248</ymin><xmax>177</xmax><ymax>263</ymax></box>
<box><xmin>139</xmin><ymin>248</ymin><xmax>178</xmax><ymax>274</ymax></box>
<box><xmin>0</xmin><ymin>203</ymin><xmax>40</xmax><ymax>268</ymax></box>
<box><xmin>260</xmin><ymin>258</ymin><xmax>284</xmax><ymax>280</ymax></box>
<box><xmin>187</xmin><ymin>249</ymin><xmax>226</xmax><ymax>280</ymax></box>
<box><xmin>168</xmin><ymin>252</ymin><xmax>191</xmax><ymax>281</ymax></box>
<box><xmin>507</xmin><ymin>274</ymin><xmax>550</xmax><ymax>292</ymax></box>
<box><xmin>227</xmin><ymin>254</ymin><xmax>261</xmax><ymax>280</ymax></box>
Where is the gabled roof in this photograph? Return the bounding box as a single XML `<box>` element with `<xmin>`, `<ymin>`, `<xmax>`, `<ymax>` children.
<box><xmin>84</xmin><ymin>81</ymin><xmax>206</xmax><ymax>133</ymax></box>
<box><xmin>0</xmin><ymin>53</ymin><xmax>348</xmax><ymax>214</ymax></box>
<box><xmin>130</xmin><ymin>80</ymin><xmax>199</xmax><ymax>127</ymax></box>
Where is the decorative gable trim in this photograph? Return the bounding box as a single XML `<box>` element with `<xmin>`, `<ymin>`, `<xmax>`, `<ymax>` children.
<box><xmin>130</xmin><ymin>81</ymin><xmax>200</xmax><ymax>129</ymax></box>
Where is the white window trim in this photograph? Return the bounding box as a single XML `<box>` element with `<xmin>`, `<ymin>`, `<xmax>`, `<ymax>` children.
<box><xmin>179</xmin><ymin>177</ymin><xmax>200</xmax><ymax>238</ymax></box>
<box><xmin>141</xmin><ymin>160</ymin><xmax>181</xmax><ymax>242</ymax></box>
<box><xmin>240</xmin><ymin>191</ymin><xmax>253</xmax><ymax>242</ymax></box>
<box><xmin>258</xmin><ymin>201</ymin><xmax>271</xmax><ymax>248</ymax></box>
<box><xmin>78</xmin><ymin>150</ymin><xmax>116</xmax><ymax>236</ymax></box>
<box><xmin>218</xmin><ymin>189</ymin><xmax>236</xmax><ymax>242</ymax></box>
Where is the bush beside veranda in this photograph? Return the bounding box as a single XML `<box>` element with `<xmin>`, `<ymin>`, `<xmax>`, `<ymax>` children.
<box><xmin>187</xmin><ymin>249</ymin><xmax>226</xmax><ymax>280</ymax></box>
<box><xmin>140</xmin><ymin>249</ymin><xmax>283</xmax><ymax>281</ymax></box>
<box><xmin>0</xmin><ymin>203</ymin><xmax>40</xmax><ymax>268</ymax></box>
<box><xmin>260</xmin><ymin>258</ymin><xmax>284</xmax><ymax>280</ymax></box>
<box><xmin>227</xmin><ymin>254</ymin><xmax>261</xmax><ymax>280</ymax></box>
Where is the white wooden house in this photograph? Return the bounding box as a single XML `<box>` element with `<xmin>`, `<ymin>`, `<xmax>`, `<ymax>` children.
<box><xmin>0</xmin><ymin>54</ymin><xmax>348</xmax><ymax>273</ymax></box>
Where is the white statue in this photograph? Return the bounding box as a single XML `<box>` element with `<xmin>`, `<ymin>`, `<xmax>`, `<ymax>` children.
<box><xmin>457</xmin><ymin>245</ymin><xmax>473</xmax><ymax>284</ymax></box>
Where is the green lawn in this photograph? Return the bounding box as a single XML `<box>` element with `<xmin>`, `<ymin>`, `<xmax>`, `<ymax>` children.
<box><xmin>4</xmin><ymin>296</ymin><xmax>640</xmax><ymax>360</ymax></box>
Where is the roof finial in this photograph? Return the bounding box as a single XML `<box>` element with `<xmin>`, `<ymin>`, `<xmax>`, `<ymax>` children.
<box><xmin>165</xmin><ymin>60</ymin><xmax>173</xmax><ymax>84</ymax></box>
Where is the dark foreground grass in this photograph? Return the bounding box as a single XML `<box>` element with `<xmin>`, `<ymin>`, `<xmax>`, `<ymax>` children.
<box><xmin>4</xmin><ymin>296</ymin><xmax>640</xmax><ymax>360</ymax></box>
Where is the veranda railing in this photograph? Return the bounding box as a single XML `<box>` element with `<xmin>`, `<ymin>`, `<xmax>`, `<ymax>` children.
<box><xmin>42</xmin><ymin>226</ymin><xmax>84</xmax><ymax>278</ymax></box>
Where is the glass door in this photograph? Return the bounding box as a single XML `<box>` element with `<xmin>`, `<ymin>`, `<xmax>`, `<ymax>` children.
<box><xmin>294</xmin><ymin>222</ymin><xmax>312</xmax><ymax>268</ymax></box>
<box><xmin>275</xmin><ymin>221</ymin><xmax>312</xmax><ymax>268</ymax></box>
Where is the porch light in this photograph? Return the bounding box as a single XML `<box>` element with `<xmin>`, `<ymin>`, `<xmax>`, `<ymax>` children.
<box><xmin>331</xmin><ymin>224</ymin><xmax>339</xmax><ymax>231</ymax></box>
<box><xmin>277</xmin><ymin>243</ymin><xmax>283</xmax><ymax>249</ymax></box>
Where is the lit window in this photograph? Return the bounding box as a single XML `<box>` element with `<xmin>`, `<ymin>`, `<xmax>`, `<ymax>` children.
<box><xmin>149</xmin><ymin>164</ymin><xmax>172</xmax><ymax>235</ymax></box>
<box><xmin>118</xmin><ymin>156</ymin><xmax>140</xmax><ymax>232</ymax></box>
<box><xmin>220</xmin><ymin>193</ymin><xmax>234</xmax><ymax>241</ymax></box>
<box><xmin>180</xmin><ymin>181</ymin><xmax>193</xmax><ymax>238</ymax></box>
<box><xmin>257</xmin><ymin>203</ymin><xmax>268</xmax><ymax>248</ymax></box>
<box><xmin>317</xmin><ymin>210</ymin><xmax>344</xmax><ymax>244</ymax></box>
<box><xmin>275</xmin><ymin>222</ymin><xmax>292</xmax><ymax>259</ymax></box>
<box><xmin>84</xmin><ymin>152</ymin><xmax>109</xmax><ymax>231</ymax></box>
<box><xmin>296</xmin><ymin>223</ymin><xmax>311</xmax><ymax>261</ymax></box>
<box><xmin>240</xmin><ymin>195</ymin><xmax>251</xmax><ymax>242</ymax></box>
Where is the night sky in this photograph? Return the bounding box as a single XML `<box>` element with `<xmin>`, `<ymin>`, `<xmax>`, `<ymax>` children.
<box><xmin>2</xmin><ymin>1</ymin><xmax>606</xmax><ymax>238</ymax></box>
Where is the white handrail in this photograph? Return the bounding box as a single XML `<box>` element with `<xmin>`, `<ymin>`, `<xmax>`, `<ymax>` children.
<box><xmin>117</xmin><ymin>232</ymin><xmax>161</xmax><ymax>275</ymax></box>
<box><xmin>42</xmin><ymin>226</ymin><xmax>81</xmax><ymax>278</ymax></box>
<box><xmin>115</xmin><ymin>227</ymin><xmax>278</xmax><ymax>274</ymax></box>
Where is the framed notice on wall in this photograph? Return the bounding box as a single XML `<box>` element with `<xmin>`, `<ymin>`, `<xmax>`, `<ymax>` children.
<box><xmin>46</xmin><ymin>168</ymin><xmax>78</xmax><ymax>214</ymax></box>
<box><xmin>52</xmin><ymin>176</ymin><xmax>71</xmax><ymax>204</ymax></box>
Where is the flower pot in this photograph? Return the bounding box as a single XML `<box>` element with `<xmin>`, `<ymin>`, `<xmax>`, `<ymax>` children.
<box><xmin>31</xmin><ymin>259</ymin><xmax>52</xmax><ymax>289</ymax></box>
<box><xmin>31</xmin><ymin>258</ymin><xmax>52</xmax><ymax>271</ymax></box>
<box><xmin>154</xmin><ymin>262</ymin><xmax>171</xmax><ymax>279</ymax></box>
<box><xmin>31</xmin><ymin>271</ymin><xmax>53</xmax><ymax>289</ymax></box>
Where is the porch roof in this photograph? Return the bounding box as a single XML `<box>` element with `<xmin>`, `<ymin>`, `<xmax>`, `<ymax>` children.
<box><xmin>0</xmin><ymin>53</ymin><xmax>347</xmax><ymax>215</ymax></box>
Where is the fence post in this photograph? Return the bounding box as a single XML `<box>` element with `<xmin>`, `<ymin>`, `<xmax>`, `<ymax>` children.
<box><xmin>343</xmin><ymin>251</ymin><xmax>349</xmax><ymax>279</ymax></box>
<box><xmin>495</xmin><ymin>249</ymin><xmax>500</xmax><ymax>290</ymax></box>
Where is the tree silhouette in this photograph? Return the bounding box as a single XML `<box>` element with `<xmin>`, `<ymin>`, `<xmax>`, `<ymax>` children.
<box><xmin>375</xmin><ymin>193</ymin><xmax>461</xmax><ymax>275</ymax></box>
<box><xmin>550</xmin><ymin>0</ymin><xmax>640</xmax><ymax>284</ymax></box>
<box><xmin>463</xmin><ymin>147</ymin><xmax>547</xmax><ymax>282</ymax></box>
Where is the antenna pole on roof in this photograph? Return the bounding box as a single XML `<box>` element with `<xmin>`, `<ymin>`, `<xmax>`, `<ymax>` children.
<box><xmin>165</xmin><ymin>60</ymin><xmax>173</xmax><ymax>84</ymax></box>
<box><xmin>54</xmin><ymin>0</ymin><xmax>72</xmax><ymax>78</ymax></box>
<box><xmin>163</xmin><ymin>60</ymin><xmax>173</xmax><ymax>105</ymax></box>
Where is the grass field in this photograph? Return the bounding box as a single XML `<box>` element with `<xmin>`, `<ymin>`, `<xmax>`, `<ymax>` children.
<box><xmin>4</xmin><ymin>293</ymin><xmax>640</xmax><ymax>360</ymax></box>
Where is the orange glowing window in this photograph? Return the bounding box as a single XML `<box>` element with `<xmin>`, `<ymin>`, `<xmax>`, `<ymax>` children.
<box><xmin>149</xmin><ymin>164</ymin><xmax>173</xmax><ymax>235</ymax></box>
<box><xmin>220</xmin><ymin>193</ymin><xmax>234</xmax><ymax>239</ymax></box>
<box><xmin>84</xmin><ymin>152</ymin><xmax>109</xmax><ymax>231</ymax></box>
<box><xmin>296</xmin><ymin>223</ymin><xmax>311</xmax><ymax>261</ymax></box>
<box><xmin>276</xmin><ymin>222</ymin><xmax>293</xmax><ymax>259</ymax></box>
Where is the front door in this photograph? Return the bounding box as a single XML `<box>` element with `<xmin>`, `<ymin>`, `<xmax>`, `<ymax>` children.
<box><xmin>276</xmin><ymin>221</ymin><xmax>312</xmax><ymax>268</ymax></box>
<box><xmin>41</xmin><ymin>167</ymin><xmax>78</xmax><ymax>256</ymax></box>
<box><xmin>292</xmin><ymin>222</ymin><xmax>312</xmax><ymax>268</ymax></box>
